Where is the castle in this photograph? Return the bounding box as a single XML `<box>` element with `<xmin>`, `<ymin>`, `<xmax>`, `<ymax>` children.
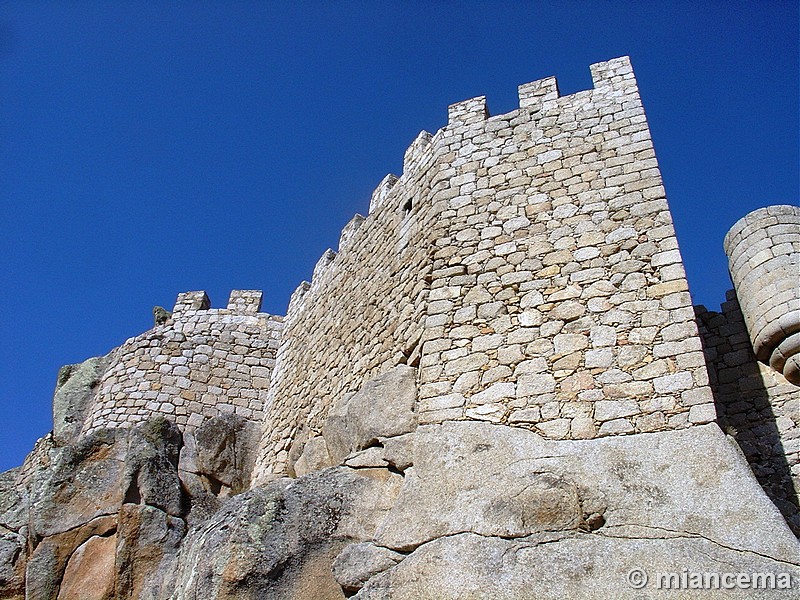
<box><xmin>3</xmin><ymin>56</ymin><xmax>798</xmax><ymax>599</ymax></box>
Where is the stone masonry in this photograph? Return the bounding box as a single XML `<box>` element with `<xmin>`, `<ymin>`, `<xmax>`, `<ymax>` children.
<box><xmin>697</xmin><ymin>292</ymin><xmax>800</xmax><ymax>533</ymax></box>
<box><xmin>254</xmin><ymin>56</ymin><xmax>718</xmax><ymax>478</ymax></box>
<box><xmin>81</xmin><ymin>290</ymin><xmax>283</xmax><ymax>433</ymax></box>
<box><xmin>723</xmin><ymin>205</ymin><xmax>800</xmax><ymax>384</ymax></box>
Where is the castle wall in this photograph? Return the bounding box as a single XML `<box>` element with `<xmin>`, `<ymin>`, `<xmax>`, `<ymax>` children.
<box><xmin>82</xmin><ymin>290</ymin><xmax>282</xmax><ymax>434</ymax></box>
<box><xmin>255</xmin><ymin>131</ymin><xmax>451</xmax><ymax>476</ymax></box>
<box><xmin>254</xmin><ymin>57</ymin><xmax>718</xmax><ymax>479</ymax></box>
<box><xmin>696</xmin><ymin>292</ymin><xmax>799</xmax><ymax>534</ymax></box>
<box><xmin>414</xmin><ymin>57</ymin><xmax>715</xmax><ymax>438</ymax></box>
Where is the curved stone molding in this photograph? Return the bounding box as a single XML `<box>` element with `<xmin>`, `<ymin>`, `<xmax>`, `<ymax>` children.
<box><xmin>724</xmin><ymin>204</ymin><xmax>800</xmax><ymax>385</ymax></box>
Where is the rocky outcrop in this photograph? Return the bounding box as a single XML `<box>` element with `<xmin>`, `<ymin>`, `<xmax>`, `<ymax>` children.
<box><xmin>177</xmin><ymin>365</ymin><xmax>800</xmax><ymax>598</ymax></box>
<box><xmin>3</xmin><ymin>364</ymin><xmax>799</xmax><ymax>598</ymax></box>
<box><xmin>355</xmin><ymin>531</ymin><xmax>796</xmax><ymax>600</ymax></box>
<box><xmin>1</xmin><ymin>418</ymin><xmax>190</xmax><ymax>599</ymax></box>
<box><xmin>171</xmin><ymin>467</ymin><xmax>402</xmax><ymax>599</ymax></box>
<box><xmin>52</xmin><ymin>355</ymin><xmax>110</xmax><ymax>446</ymax></box>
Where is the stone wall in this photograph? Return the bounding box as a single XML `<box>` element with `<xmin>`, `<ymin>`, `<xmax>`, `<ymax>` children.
<box><xmin>82</xmin><ymin>290</ymin><xmax>282</xmax><ymax>434</ymax></box>
<box><xmin>254</xmin><ymin>131</ymin><xmax>449</xmax><ymax>477</ymax></box>
<box><xmin>414</xmin><ymin>56</ymin><xmax>714</xmax><ymax>437</ymax></box>
<box><xmin>254</xmin><ymin>56</ymin><xmax>718</xmax><ymax>480</ymax></box>
<box><xmin>51</xmin><ymin>58</ymin><xmax>791</xmax><ymax>503</ymax></box>
<box><xmin>696</xmin><ymin>292</ymin><xmax>799</xmax><ymax>535</ymax></box>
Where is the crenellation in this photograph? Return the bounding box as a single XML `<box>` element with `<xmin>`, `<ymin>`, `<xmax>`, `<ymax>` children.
<box><xmin>311</xmin><ymin>248</ymin><xmax>337</xmax><ymax>285</ymax></box>
<box><xmin>368</xmin><ymin>173</ymin><xmax>399</xmax><ymax>214</ymax></box>
<box><xmin>173</xmin><ymin>290</ymin><xmax>210</xmax><ymax>316</ymax></box>
<box><xmin>227</xmin><ymin>289</ymin><xmax>263</xmax><ymax>313</ymax></box>
<box><xmin>286</xmin><ymin>281</ymin><xmax>311</xmax><ymax>315</ymax></box>
<box><xmin>518</xmin><ymin>75</ymin><xmax>559</xmax><ymax>109</ymax></box>
<box><xmin>447</xmin><ymin>95</ymin><xmax>489</xmax><ymax>126</ymax></box>
<box><xmin>338</xmin><ymin>213</ymin><xmax>365</xmax><ymax>251</ymax></box>
<box><xmin>80</xmin><ymin>290</ymin><xmax>282</xmax><ymax>436</ymax></box>
<box><xmin>402</xmin><ymin>130</ymin><xmax>433</xmax><ymax>175</ymax></box>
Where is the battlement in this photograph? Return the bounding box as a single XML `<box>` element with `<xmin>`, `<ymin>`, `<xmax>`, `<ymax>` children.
<box><xmin>79</xmin><ymin>289</ymin><xmax>283</xmax><ymax>436</ymax></box>
<box><xmin>172</xmin><ymin>289</ymin><xmax>266</xmax><ymax>318</ymax></box>
<box><xmin>253</xmin><ymin>56</ymin><xmax>720</xmax><ymax>479</ymax></box>
<box><xmin>448</xmin><ymin>56</ymin><xmax>636</xmax><ymax>125</ymax></box>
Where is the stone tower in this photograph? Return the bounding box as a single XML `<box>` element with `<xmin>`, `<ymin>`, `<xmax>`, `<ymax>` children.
<box><xmin>724</xmin><ymin>205</ymin><xmax>800</xmax><ymax>385</ymax></box>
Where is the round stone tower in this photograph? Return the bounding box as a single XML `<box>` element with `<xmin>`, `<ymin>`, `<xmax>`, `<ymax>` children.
<box><xmin>723</xmin><ymin>204</ymin><xmax>800</xmax><ymax>385</ymax></box>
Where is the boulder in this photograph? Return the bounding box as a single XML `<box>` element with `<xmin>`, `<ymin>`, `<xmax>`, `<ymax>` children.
<box><xmin>10</xmin><ymin>417</ymin><xmax>188</xmax><ymax>599</ymax></box>
<box><xmin>28</xmin><ymin>428</ymin><xmax>128</xmax><ymax>538</ymax></box>
<box><xmin>171</xmin><ymin>466</ymin><xmax>402</xmax><ymax>600</ymax></box>
<box><xmin>123</xmin><ymin>417</ymin><xmax>183</xmax><ymax>516</ymax></box>
<box><xmin>374</xmin><ymin>422</ymin><xmax>800</xmax><ymax>561</ymax></box>
<box><xmin>295</xmin><ymin>436</ymin><xmax>333</xmax><ymax>476</ymax></box>
<box><xmin>56</xmin><ymin>533</ymin><xmax>116</xmax><ymax>600</ymax></box>
<box><xmin>52</xmin><ymin>355</ymin><xmax>110</xmax><ymax>446</ymax></box>
<box><xmin>0</xmin><ymin>467</ymin><xmax>26</xmax><ymax>534</ymax></box>
<box><xmin>113</xmin><ymin>504</ymin><xmax>186</xmax><ymax>599</ymax></box>
<box><xmin>25</xmin><ymin>515</ymin><xmax>117</xmax><ymax>600</ymax></box>
<box><xmin>322</xmin><ymin>365</ymin><xmax>418</xmax><ymax>464</ymax></box>
<box><xmin>356</xmin><ymin>531</ymin><xmax>800</xmax><ymax>600</ymax></box>
<box><xmin>193</xmin><ymin>414</ymin><xmax>260</xmax><ymax>494</ymax></box>
<box><xmin>0</xmin><ymin>530</ymin><xmax>25</xmax><ymax>599</ymax></box>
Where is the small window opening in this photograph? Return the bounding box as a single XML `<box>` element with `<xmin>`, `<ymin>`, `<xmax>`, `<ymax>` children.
<box><xmin>402</xmin><ymin>198</ymin><xmax>413</xmax><ymax>216</ymax></box>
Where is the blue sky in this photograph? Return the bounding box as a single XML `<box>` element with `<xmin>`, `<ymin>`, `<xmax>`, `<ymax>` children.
<box><xmin>1</xmin><ymin>1</ymin><xmax>797</xmax><ymax>471</ymax></box>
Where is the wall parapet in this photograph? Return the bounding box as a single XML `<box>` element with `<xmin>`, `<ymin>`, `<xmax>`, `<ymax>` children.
<box><xmin>81</xmin><ymin>290</ymin><xmax>283</xmax><ymax>435</ymax></box>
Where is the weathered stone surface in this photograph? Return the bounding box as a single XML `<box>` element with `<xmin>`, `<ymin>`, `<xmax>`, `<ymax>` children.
<box><xmin>25</xmin><ymin>416</ymin><xmax>183</xmax><ymax>539</ymax></box>
<box><xmin>123</xmin><ymin>417</ymin><xmax>183</xmax><ymax>516</ymax></box>
<box><xmin>57</xmin><ymin>533</ymin><xmax>116</xmax><ymax>600</ymax></box>
<box><xmin>0</xmin><ymin>531</ymin><xmax>25</xmax><ymax>599</ymax></box>
<box><xmin>355</xmin><ymin>531</ymin><xmax>799</xmax><ymax>599</ymax></box>
<box><xmin>323</xmin><ymin>365</ymin><xmax>418</xmax><ymax>464</ymax></box>
<box><xmin>52</xmin><ymin>355</ymin><xmax>110</xmax><ymax>446</ymax></box>
<box><xmin>8</xmin><ymin>418</ymin><xmax>189</xmax><ymax>599</ymax></box>
<box><xmin>25</xmin><ymin>515</ymin><xmax>117</xmax><ymax>600</ymax></box>
<box><xmin>332</xmin><ymin>542</ymin><xmax>405</xmax><ymax>593</ymax></box>
<box><xmin>172</xmin><ymin>466</ymin><xmax>402</xmax><ymax>600</ymax></box>
<box><xmin>193</xmin><ymin>413</ymin><xmax>260</xmax><ymax>494</ymax></box>
<box><xmin>344</xmin><ymin>446</ymin><xmax>388</xmax><ymax>469</ymax></box>
<box><xmin>374</xmin><ymin>422</ymin><xmax>799</xmax><ymax>563</ymax></box>
<box><xmin>113</xmin><ymin>504</ymin><xmax>186</xmax><ymax>600</ymax></box>
<box><xmin>295</xmin><ymin>436</ymin><xmax>334</xmax><ymax>476</ymax></box>
<box><xmin>28</xmin><ymin>429</ymin><xmax>128</xmax><ymax>538</ymax></box>
<box><xmin>0</xmin><ymin>467</ymin><xmax>26</xmax><ymax>533</ymax></box>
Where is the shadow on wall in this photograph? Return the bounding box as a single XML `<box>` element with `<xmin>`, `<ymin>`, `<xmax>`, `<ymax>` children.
<box><xmin>695</xmin><ymin>295</ymin><xmax>800</xmax><ymax>536</ymax></box>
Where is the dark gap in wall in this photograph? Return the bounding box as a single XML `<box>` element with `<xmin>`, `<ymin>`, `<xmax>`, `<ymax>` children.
<box><xmin>695</xmin><ymin>299</ymin><xmax>799</xmax><ymax>536</ymax></box>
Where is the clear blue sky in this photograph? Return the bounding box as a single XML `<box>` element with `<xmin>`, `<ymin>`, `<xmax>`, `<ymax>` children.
<box><xmin>1</xmin><ymin>2</ymin><xmax>797</xmax><ymax>471</ymax></box>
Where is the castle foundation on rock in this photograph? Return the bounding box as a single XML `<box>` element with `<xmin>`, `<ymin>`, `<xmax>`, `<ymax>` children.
<box><xmin>1</xmin><ymin>57</ymin><xmax>798</xmax><ymax>599</ymax></box>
